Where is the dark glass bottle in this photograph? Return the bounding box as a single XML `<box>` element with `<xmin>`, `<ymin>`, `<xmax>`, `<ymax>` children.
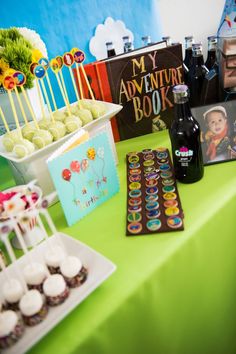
<box><xmin>122</xmin><ymin>36</ymin><xmax>134</xmax><ymax>52</ymax></box>
<box><xmin>141</xmin><ymin>36</ymin><xmax>151</xmax><ymax>47</ymax></box>
<box><xmin>169</xmin><ymin>85</ymin><xmax>204</xmax><ymax>183</ymax></box>
<box><xmin>162</xmin><ymin>36</ymin><xmax>172</xmax><ymax>46</ymax></box>
<box><xmin>205</xmin><ymin>36</ymin><xmax>217</xmax><ymax>71</ymax></box>
<box><xmin>106</xmin><ymin>42</ymin><xmax>116</xmax><ymax>58</ymax></box>
<box><xmin>184</xmin><ymin>36</ymin><xmax>194</xmax><ymax>69</ymax></box>
<box><xmin>188</xmin><ymin>43</ymin><xmax>209</xmax><ymax>107</ymax></box>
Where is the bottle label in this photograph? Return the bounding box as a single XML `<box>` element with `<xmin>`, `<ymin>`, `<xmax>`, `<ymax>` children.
<box><xmin>175</xmin><ymin>146</ymin><xmax>193</xmax><ymax>166</ymax></box>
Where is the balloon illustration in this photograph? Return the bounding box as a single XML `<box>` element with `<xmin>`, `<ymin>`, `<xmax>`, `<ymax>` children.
<box><xmin>81</xmin><ymin>159</ymin><xmax>89</xmax><ymax>172</ymax></box>
<box><xmin>62</xmin><ymin>168</ymin><xmax>71</xmax><ymax>181</ymax></box>
<box><xmin>97</xmin><ymin>146</ymin><xmax>107</xmax><ymax>183</ymax></box>
<box><xmin>87</xmin><ymin>148</ymin><xmax>96</xmax><ymax>160</ymax></box>
<box><xmin>70</xmin><ymin>160</ymin><xmax>80</xmax><ymax>173</ymax></box>
<box><xmin>97</xmin><ymin>147</ymin><xmax>104</xmax><ymax>159</ymax></box>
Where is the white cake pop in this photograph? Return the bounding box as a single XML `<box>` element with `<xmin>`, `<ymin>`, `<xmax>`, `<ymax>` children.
<box><xmin>64</xmin><ymin>115</ymin><xmax>82</xmax><ymax>133</ymax></box>
<box><xmin>44</xmin><ymin>245</ymin><xmax>66</xmax><ymax>273</ymax></box>
<box><xmin>13</xmin><ymin>139</ymin><xmax>35</xmax><ymax>158</ymax></box>
<box><xmin>21</xmin><ymin>124</ymin><xmax>37</xmax><ymax>141</ymax></box>
<box><xmin>48</xmin><ymin>121</ymin><xmax>66</xmax><ymax>141</ymax></box>
<box><xmin>53</xmin><ymin>110</ymin><xmax>67</xmax><ymax>122</ymax></box>
<box><xmin>43</xmin><ymin>274</ymin><xmax>69</xmax><ymax>306</ymax></box>
<box><xmin>23</xmin><ymin>262</ymin><xmax>47</xmax><ymax>292</ymax></box>
<box><xmin>0</xmin><ymin>310</ymin><xmax>24</xmax><ymax>349</ymax></box>
<box><xmin>2</xmin><ymin>131</ymin><xmax>21</xmax><ymax>152</ymax></box>
<box><xmin>60</xmin><ymin>255</ymin><xmax>87</xmax><ymax>288</ymax></box>
<box><xmin>76</xmin><ymin>109</ymin><xmax>93</xmax><ymax>125</ymax></box>
<box><xmin>38</xmin><ymin>118</ymin><xmax>50</xmax><ymax>130</ymax></box>
<box><xmin>90</xmin><ymin>102</ymin><xmax>106</xmax><ymax>119</ymax></box>
<box><xmin>3</xmin><ymin>279</ymin><xmax>24</xmax><ymax>307</ymax></box>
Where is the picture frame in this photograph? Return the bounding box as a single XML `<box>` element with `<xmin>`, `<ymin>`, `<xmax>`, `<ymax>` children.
<box><xmin>191</xmin><ymin>100</ymin><xmax>236</xmax><ymax>165</ymax></box>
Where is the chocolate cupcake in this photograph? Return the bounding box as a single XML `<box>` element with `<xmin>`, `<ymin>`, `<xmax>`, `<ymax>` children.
<box><xmin>60</xmin><ymin>256</ymin><xmax>88</xmax><ymax>288</ymax></box>
<box><xmin>43</xmin><ymin>274</ymin><xmax>69</xmax><ymax>306</ymax></box>
<box><xmin>19</xmin><ymin>290</ymin><xmax>48</xmax><ymax>326</ymax></box>
<box><xmin>3</xmin><ymin>279</ymin><xmax>24</xmax><ymax>311</ymax></box>
<box><xmin>23</xmin><ymin>262</ymin><xmax>47</xmax><ymax>293</ymax></box>
<box><xmin>44</xmin><ymin>245</ymin><xmax>66</xmax><ymax>274</ymax></box>
<box><xmin>0</xmin><ymin>310</ymin><xmax>24</xmax><ymax>349</ymax></box>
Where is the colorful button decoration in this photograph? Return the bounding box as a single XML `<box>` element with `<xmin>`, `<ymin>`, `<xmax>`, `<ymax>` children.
<box><xmin>167</xmin><ymin>216</ymin><xmax>183</xmax><ymax>229</ymax></box>
<box><xmin>127</xmin><ymin>222</ymin><xmax>143</xmax><ymax>234</ymax></box>
<box><xmin>129</xmin><ymin>189</ymin><xmax>142</xmax><ymax>198</ymax></box>
<box><xmin>126</xmin><ymin>148</ymin><xmax>184</xmax><ymax>235</ymax></box>
<box><xmin>146</xmin><ymin>219</ymin><xmax>162</xmax><ymax>231</ymax></box>
<box><xmin>127</xmin><ymin>213</ymin><xmax>142</xmax><ymax>223</ymax></box>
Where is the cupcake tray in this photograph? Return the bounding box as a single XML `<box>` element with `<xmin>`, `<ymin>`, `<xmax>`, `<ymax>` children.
<box><xmin>126</xmin><ymin>148</ymin><xmax>184</xmax><ymax>235</ymax></box>
<box><xmin>0</xmin><ymin>233</ymin><xmax>116</xmax><ymax>354</ymax></box>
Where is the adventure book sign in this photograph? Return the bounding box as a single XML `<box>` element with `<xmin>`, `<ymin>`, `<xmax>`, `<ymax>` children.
<box><xmin>74</xmin><ymin>42</ymin><xmax>184</xmax><ymax>141</ymax></box>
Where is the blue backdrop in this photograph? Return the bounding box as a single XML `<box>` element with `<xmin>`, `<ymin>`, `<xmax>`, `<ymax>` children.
<box><xmin>1</xmin><ymin>0</ymin><xmax>161</xmax><ymax>108</ymax></box>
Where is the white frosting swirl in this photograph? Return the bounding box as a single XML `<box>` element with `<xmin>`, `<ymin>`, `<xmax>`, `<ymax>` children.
<box><xmin>60</xmin><ymin>256</ymin><xmax>82</xmax><ymax>278</ymax></box>
<box><xmin>0</xmin><ymin>310</ymin><xmax>18</xmax><ymax>337</ymax></box>
<box><xmin>23</xmin><ymin>262</ymin><xmax>47</xmax><ymax>285</ymax></box>
<box><xmin>44</xmin><ymin>245</ymin><xmax>66</xmax><ymax>268</ymax></box>
<box><xmin>19</xmin><ymin>290</ymin><xmax>43</xmax><ymax>316</ymax></box>
<box><xmin>43</xmin><ymin>274</ymin><xmax>66</xmax><ymax>297</ymax></box>
<box><xmin>3</xmin><ymin>279</ymin><xmax>24</xmax><ymax>303</ymax></box>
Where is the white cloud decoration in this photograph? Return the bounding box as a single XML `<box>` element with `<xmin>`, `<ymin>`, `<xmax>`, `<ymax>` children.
<box><xmin>89</xmin><ymin>17</ymin><xmax>134</xmax><ymax>60</ymax></box>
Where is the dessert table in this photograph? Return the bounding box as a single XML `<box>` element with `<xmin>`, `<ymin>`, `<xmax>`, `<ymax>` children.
<box><xmin>1</xmin><ymin>130</ymin><xmax>236</xmax><ymax>354</ymax></box>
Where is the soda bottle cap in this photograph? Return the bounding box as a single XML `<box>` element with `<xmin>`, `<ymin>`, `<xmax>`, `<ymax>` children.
<box><xmin>172</xmin><ymin>85</ymin><xmax>189</xmax><ymax>103</ymax></box>
<box><xmin>106</xmin><ymin>42</ymin><xmax>114</xmax><ymax>49</ymax></box>
<box><xmin>192</xmin><ymin>43</ymin><xmax>203</xmax><ymax>56</ymax></box>
<box><xmin>185</xmin><ymin>36</ymin><xmax>194</xmax><ymax>40</ymax></box>
<box><xmin>122</xmin><ymin>36</ymin><xmax>130</xmax><ymax>42</ymax></box>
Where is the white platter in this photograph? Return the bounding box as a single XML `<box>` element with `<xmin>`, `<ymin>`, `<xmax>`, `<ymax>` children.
<box><xmin>0</xmin><ymin>100</ymin><xmax>122</xmax><ymax>163</ymax></box>
<box><xmin>0</xmin><ymin>233</ymin><xmax>116</xmax><ymax>354</ymax></box>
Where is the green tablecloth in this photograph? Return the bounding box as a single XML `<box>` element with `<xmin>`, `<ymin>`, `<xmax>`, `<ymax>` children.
<box><xmin>1</xmin><ymin>130</ymin><xmax>236</xmax><ymax>354</ymax></box>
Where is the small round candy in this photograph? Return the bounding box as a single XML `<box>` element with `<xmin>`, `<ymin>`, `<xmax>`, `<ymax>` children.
<box><xmin>143</xmin><ymin>160</ymin><xmax>154</xmax><ymax>167</ymax></box>
<box><xmin>145</xmin><ymin>172</ymin><xmax>159</xmax><ymax>181</ymax></box>
<box><xmin>162</xmin><ymin>178</ymin><xmax>175</xmax><ymax>186</ymax></box>
<box><xmin>129</xmin><ymin>174</ymin><xmax>141</xmax><ymax>183</ymax></box>
<box><xmin>128</xmin><ymin>155</ymin><xmax>139</xmax><ymax>163</ymax></box>
<box><xmin>127</xmin><ymin>213</ymin><xmax>142</xmax><ymax>223</ymax></box>
<box><xmin>145</xmin><ymin>179</ymin><xmax>157</xmax><ymax>188</ymax></box>
<box><xmin>165</xmin><ymin>207</ymin><xmax>180</xmax><ymax>217</ymax></box>
<box><xmin>156</xmin><ymin>151</ymin><xmax>168</xmax><ymax>159</ymax></box>
<box><xmin>146</xmin><ymin>209</ymin><xmax>160</xmax><ymax>219</ymax></box>
<box><xmin>129</xmin><ymin>189</ymin><xmax>141</xmax><ymax>198</ymax></box>
<box><xmin>143</xmin><ymin>152</ymin><xmax>155</xmax><ymax>160</ymax></box>
<box><xmin>157</xmin><ymin>158</ymin><xmax>168</xmax><ymax>165</ymax></box>
<box><xmin>145</xmin><ymin>195</ymin><xmax>158</xmax><ymax>203</ymax></box>
<box><xmin>163</xmin><ymin>200</ymin><xmax>178</xmax><ymax>208</ymax></box>
<box><xmin>129</xmin><ymin>168</ymin><xmax>141</xmax><ymax>175</ymax></box>
<box><xmin>145</xmin><ymin>201</ymin><xmax>159</xmax><ymax>211</ymax></box>
<box><xmin>128</xmin><ymin>205</ymin><xmax>142</xmax><ymax>213</ymax></box>
<box><xmin>144</xmin><ymin>166</ymin><xmax>156</xmax><ymax>174</ymax></box>
<box><xmin>156</xmin><ymin>147</ymin><xmax>167</xmax><ymax>152</ymax></box>
<box><xmin>161</xmin><ymin>171</ymin><xmax>173</xmax><ymax>179</ymax></box>
<box><xmin>146</xmin><ymin>219</ymin><xmax>162</xmax><ymax>231</ymax></box>
<box><xmin>129</xmin><ymin>162</ymin><xmax>140</xmax><ymax>169</ymax></box>
<box><xmin>159</xmin><ymin>164</ymin><xmax>170</xmax><ymax>171</ymax></box>
<box><xmin>163</xmin><ymin>192</ymin><xmax>177</xmax><ymax>200</ymax></box>
<box><xmin>128</xmin><ymin>197</ymin><xmax>142</xmax><ymax>206</ymax></box>
<box><xmin>129</xmin><ymin>182</ymin><xmax>141</xmax><ymax>190</ymax></box>
<box><xmin>142</xmin><ymin>148</ymin><xmax>152</xmax><ymax>154</ymax></box>
<box><xmin>127</xmin><ymin>222</ymin><xmax>142</xmax><ymax>234</ymax></box>
<box><xmin>162</xmin><ymin>185</ymin><xmax>175</xmax><ymax>193</ymax></box>
<box><xmin>167</xmin><ymin>216</ymin><xmax>183</xmax><ymax>229</ymax></box>
<box><xmin>146</xmin><ymin>186</ymin><xmax>158</xmax><ymax>195</ymax></box>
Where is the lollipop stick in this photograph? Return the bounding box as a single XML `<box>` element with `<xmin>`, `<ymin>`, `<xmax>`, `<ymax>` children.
<box><xmin>14</xmin><ymin>87</ymin><xmax>29</xmax><ymax>126</ymax></box>
<box><xmin>80</xmin><ymin>63</ymin><xmax>95</xmax><ymax>100</ymax></box>
<box><xmin>40</xmin><ymin>79</ymin><xmax>55</xmax><ymax>122</ymax></box>
<box><xmin>0</xmin><ymin>107</ymin><xmax>10</xmax><ymax>133</ymax></box>
<box><xmin>0</xmin><ymin>255</ymin><xmax>8</xmax><ymax>282</ymax></box>
<box><xmin>55</xmin><ymin>73</ymin><xmax>71</xmax><ymax>115</ymax></box>
<box><xmin>7</xmin><ymin>90</ymin><xmax>22</xmax><ymax>137</ymax></box>
<box><xmin>76</xmin><ymin>63</ymin><xmax>84</xmax><ymax>99</ymax></box>
<box><xmin>59</xmin><ymin>70</ymin><xmax>70</xmax><ymax>104</ymax></box>
<box><xmin>46</xmin><ymin>72</ymin><xmax>57</xmax><ymax>111</ymax></box>
<box><xmin>69</xmin><ymin>66</ymin><xmax>80</xmax><ymax>102</ymax></box>
<box><xmin>2</xmin><ymin>233</ymin><xmax>28</xmax><ymax>293</ymax></box>
<box><xmin>21</xmin><ymin>87</ymin><xmax>39</xmax><ymax>130</ymax></box>
<box><xmin>35</xmin><ymin>79</ymin><xmax>46</xmax><ymax>120</ymax></box>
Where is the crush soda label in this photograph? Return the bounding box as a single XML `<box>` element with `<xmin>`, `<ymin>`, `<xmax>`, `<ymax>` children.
<box><xmin>175</xmin><ymin>146</ymin><xmax>193</xmax><ymax>166</ymax></box>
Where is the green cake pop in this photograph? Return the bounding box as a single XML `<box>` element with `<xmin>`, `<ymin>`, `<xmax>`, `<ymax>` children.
<box><xmin>38</xmin><ymin>118</ymin><xmax>50</xmax><ymax>130</ymax></box>
<box><xmin>65</xmin><ymin>115</ymin><xmax>82</xmax><ymax>133</ymax></box>
<box><xmin>79</xmin><ymin>99</ymin><xmax>92</xmax><ymax>110</ymax></box>
<box><xmin>48</xmin><ymin>121</ymin><xmax>66</xmax><ymax>141</ymax></box>
<box><xmin>90</xmin><ymin>102</ymin><xmax>106</xmax><ymax>119</ymax></box>
<box><xmin>76</xmin><ymin>109</ymin><xmax>93</xmax><ymax>125</ymax></box>
<box><xmin>32</xmin><ymin>129</ymin><xmax>53</xmax><ymax>149</ymax></box>
<box><xmin>2</xmin><ymin>131</ymin><xmax>21</xmax><ymax>152</ymax></box>
<box><xmin>13</xmin><ymin>139</ymin><xmax>35</xmax><ymax>158</ymax></box>
<box><xmin>53</xmin><ymin>110</ymin><xmax>67</xmax><ymax>122</ymax></box>
<box><xmin>22</xmin><ymin>124</ymin><xmax>37</xmax><ymax>141</ymax></box>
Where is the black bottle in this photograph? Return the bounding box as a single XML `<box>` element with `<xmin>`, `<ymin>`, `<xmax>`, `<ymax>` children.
<box><xmin>106</xmin><ymin>42</ymin><xmax>116</xmax><ymax>58</ymax></box>
<box><xmin>141</xmin><ymin>35</ymin><xmax>151</xmax><ymax>47</ymax></box>
<box><xmin>162</xmin><ymin>36</ymin><xmax>172</xmax><ymax>46</ymax></box>
<box><xmin>205</xmin><ymin>36</ymin><xmax>217</xmax><ymax>71</ymax></box>
<box><xmin>122</xmin><ymin>36</ymin><xmax>134</xmax><ymax>52</ymax></box>
<box><xmin>188</xmin><ymin>43</ymin><xmax>209</xmax><ymax>107</ymax></box>
<box><xmin>184</xmin><ymin>36</ymin><xmax>194</xmax><ymax>69</ymax></box>
<box><xmin>169</xmin><ymin>85</ymin><xmax>204</xmax><ymax>183</ymax></box>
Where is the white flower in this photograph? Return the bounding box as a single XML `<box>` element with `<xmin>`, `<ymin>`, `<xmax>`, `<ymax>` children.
<box><xmin>2</xmin><ymin>195</ymin><xmax>26</xmax><ymax>217</ymax></box>
<box><xmin>17</xmin><ymin>27</ymin><xmax>48</xmax><ymax>58</ymax></box>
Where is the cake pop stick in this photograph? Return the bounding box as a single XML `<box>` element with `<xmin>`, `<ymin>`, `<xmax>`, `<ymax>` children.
<box><xmin>72</xmin><ymin>49</ymin><xmax>87</xmax><ymax>102</ymax></box>
<box><xmin>0</xmin><ymin>107</ymin><xmax>10</xmax><ymax>133</ymax></box>
<box><xmin>1</xmin><ymin>233</ymin><xmax>28</xmax><ymax>293</ymax></box>
<box><xmin>38</xmin><ymin>57</ymin><xmax>58</xmax><ymax>111</ymax></box>
<box><xmin>3</xmin><ymin>75</ymin><xmax>22</xmax><ymax>136</ymax></box>
<box><xmin>0</xmin><ymin>254</ymin><xmax>9</xmax><ymax>283</ymax></box>
<box><xmin>14</xmin><ymin>88</ymin><xmax>28</xmax><ymax>126</ymax></box>
<box><xmin>63</xmin><ymin>52</ymin><xmax>81</xmax><ymax>104</ymax></box>
<box><xmin>73</xmin><ymin>49</ymin><xmax>95</xmax><ymax>100</ymax></box>
<box><xmin>80</xmin><ymin>64</ymin><xmax>95</xmax><ymax>100</ymax></box>
<box><xmin>21</xmin><ymin>87</ymin><xmax>40</xmax><ymax>130</ymax></box>
<box><xmin>35</xmin><ymin>78</ymin><xmax>47</xmax><ymax>120</ymax></box>
<box><xmin>76</xmin><ymin>64</ymin><xmax>84</xmax><ymax>99</ymax></box>
<box><xmin>34</xmin><ymin>65</ymin><xmax>55</xmax><ymax>122</ymax></box>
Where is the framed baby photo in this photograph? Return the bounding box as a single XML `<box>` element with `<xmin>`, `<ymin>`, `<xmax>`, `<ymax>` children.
<box><xmin>192</xmin><ymin>100</ymin><xmax>236</xmax><ymax>165</ymax></box>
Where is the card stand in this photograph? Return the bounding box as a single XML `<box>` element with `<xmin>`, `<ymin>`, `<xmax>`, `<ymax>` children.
<box><xmin>126</xmin><ymin>148</ymin><xmax>184</xmax><ymax>236</ymax></box>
